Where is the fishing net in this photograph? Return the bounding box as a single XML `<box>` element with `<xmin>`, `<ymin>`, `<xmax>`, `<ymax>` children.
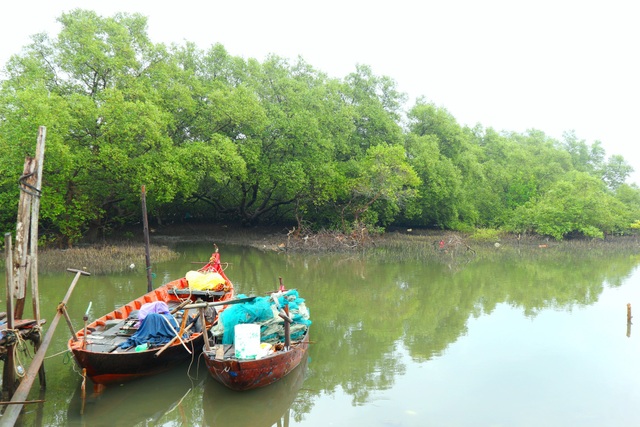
<box><xmin>212</xmin><ymin>289</ymin><xmax>311</xmax><ymax>345</ymax></box>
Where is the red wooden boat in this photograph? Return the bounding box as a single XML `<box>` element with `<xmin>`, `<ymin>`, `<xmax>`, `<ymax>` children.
<box><xmin>68</xmin><ymin>248</ymin><xmax>234</xmax><ymax>386</ymax></box>
<box><xmin>202</xmin><ymin>290</ymin><xmax>310</xmax><ymax>391</ymax></box>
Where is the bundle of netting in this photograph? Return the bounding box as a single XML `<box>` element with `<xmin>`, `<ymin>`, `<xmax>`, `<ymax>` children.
<box><xmin>212</xmin><ymin>289</ymin><xmax>311</xmax><ymax>345</ymax></box>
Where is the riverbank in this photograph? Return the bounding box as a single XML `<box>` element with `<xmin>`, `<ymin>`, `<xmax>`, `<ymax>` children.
<box><xmin>35</xmin><ymin>223</ymin><xmax>640</xmax><ymax>274</ymax></box>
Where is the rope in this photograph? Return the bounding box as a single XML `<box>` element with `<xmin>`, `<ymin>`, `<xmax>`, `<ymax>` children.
<box><xmin>45</xmin><ymin>349</ymin><xmax>71</xmax><ymax>360</ymax></box>
<box><xmin>18</xmin><ymin>172</ymin><xmax>41</xmax><ymax>197</ymax></box>
<box><xmin>12</xmin><ymin>330</ymin><xmax>29</xmax><ymax>378</ymax></box>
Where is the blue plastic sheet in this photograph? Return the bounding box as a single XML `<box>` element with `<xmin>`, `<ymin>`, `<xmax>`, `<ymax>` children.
<box><xmin>119</xmin><ymin>313</ymin><xmax>180</xmax><ymax>349</ymax></box>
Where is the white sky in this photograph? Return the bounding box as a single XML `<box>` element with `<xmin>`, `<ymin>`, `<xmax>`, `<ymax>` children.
<box><xmin>2</xmin><ymin>1</ymin><xmax>639</xmax><ymax>184</ymax></box>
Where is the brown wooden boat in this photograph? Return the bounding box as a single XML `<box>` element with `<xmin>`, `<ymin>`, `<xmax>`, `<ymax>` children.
<box><xmin>203</xmin><ymin>356</ymin><xmax>309</xmax><ymax>426</ymax></box>
<box><xmin>202</xmin><ymin>290</ymin><xmax>310</xmax><ymax>391</ymax></box>
<box><xmin>68</xmin><ymin>248</ymin><xmax>234</xmax><ymax>386</ymax></box>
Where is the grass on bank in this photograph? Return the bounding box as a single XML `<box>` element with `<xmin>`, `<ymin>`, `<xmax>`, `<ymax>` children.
<box><xmin>37</xmin><ymin>244</ymin><xmax>180</xmax><ymax>275</ymax></box>
<box><xmin>3</xmin><ymin>224</ymin><xmax>640</xmax><ymax>274</ymax></box>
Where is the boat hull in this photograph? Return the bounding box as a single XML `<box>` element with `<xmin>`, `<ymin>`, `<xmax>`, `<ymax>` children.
<box><xmin>203</xmin><ymin>329</ymin><xmax>309</xmax><ymax>391</ymax></box>
<box><xmin>71</xmin><ymin>333</ymin><xmax>204</xmax><ymax>384</ymax></box>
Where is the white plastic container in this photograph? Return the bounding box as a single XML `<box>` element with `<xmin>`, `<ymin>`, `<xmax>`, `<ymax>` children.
<box><xmin>234</xmin><ymin>323</ymin><xmax>261</xmax><ymax>359</ymax></box>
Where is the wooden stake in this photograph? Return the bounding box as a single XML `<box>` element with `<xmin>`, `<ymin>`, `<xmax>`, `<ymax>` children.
<box><xmin>141</xmin><ymin>185</ymin><xmax>153</xmax><ymax>292</ymax></box>
<box><xmin>200</xmin><ymin>307</ymin><xmax>211</xmax><ymax>352</ymax></box>
<box><xmin>14</xmin><ymin>156</ymin><xmax>37</xmax><ymax>319</ymax></box>
<box><xmin>3</xmin><ymin>233</ymin><xmax>16</xmax><ymax>400</ymax></box>
<box><xmin>30</xmin><ymin>126</ymin><xmax>46</xmax><ymax>325</ymax></box>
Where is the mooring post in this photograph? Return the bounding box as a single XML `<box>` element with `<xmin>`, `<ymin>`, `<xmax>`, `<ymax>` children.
<box><xmin>3</xmin><ymin>233</ymin><xmax>16</xmax><ymax>400</ymax></box>
<box><xmin>627</xmin><ymin>303</ymin><xmax>632</xmax><ymax>338</ymax></box>
<box><xmin>141</xmin><ymin>185</ymin><xmax>153</xmax><ymax>292</ymax></box>
<box><xmin>30</xmin><ymin>125</ymin><xmax>46</xmax><ymax>326</ymax></box>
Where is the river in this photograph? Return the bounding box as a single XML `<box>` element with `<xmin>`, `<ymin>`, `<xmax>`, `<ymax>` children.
<box><xmin>9</xmin><ymin>241</ymin><xmax>640</xmax><ymax>426</ymax></box>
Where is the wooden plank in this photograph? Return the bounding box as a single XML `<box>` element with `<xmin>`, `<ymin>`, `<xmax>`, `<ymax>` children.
<box><xmin>0</xmin><ymin>319</ymin><xmax>38</xmax><ymax>331</ymax></box>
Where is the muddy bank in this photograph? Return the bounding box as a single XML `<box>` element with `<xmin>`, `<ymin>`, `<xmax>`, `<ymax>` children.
<box><xmin>37</xmin><ymin>223</ymin><xmax>640</xmax><ymax>274</ymax></box>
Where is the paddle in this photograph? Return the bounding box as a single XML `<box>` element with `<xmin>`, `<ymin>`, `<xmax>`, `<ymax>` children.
<box><xmin>154</xmin><ymin>320</ymin><xmax>196</xmax><ymax>358</ymax></box>
<box><xmin>160</xmin><ymin>315</ymin><xmax>192</xmax><ymax>354</ymax></box>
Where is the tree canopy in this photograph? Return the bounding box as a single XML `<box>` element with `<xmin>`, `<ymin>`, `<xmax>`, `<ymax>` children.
<box><xmin>1</xmin><ymin>9</ymin><xmax>639</xmax><ymax>246</ymax></box>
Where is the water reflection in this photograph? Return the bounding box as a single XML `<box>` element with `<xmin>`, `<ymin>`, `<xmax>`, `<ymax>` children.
<box><xmin>203</xmin><ymin>357</ymin><xmax>309</xmax><ymax>427</ymax></box>
<box><xmin>12</xmin><ymin>242</ymin><xmax>640</xmax><ymax>426</ymax></box>
<box><xmin>66</xmin><ymin>361</ymin><xmax>199</xmax><ymax>426</ymax></box>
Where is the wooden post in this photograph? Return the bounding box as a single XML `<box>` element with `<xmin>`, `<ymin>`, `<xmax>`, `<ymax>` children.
<box><xmin>1</xmin><ymin>268</ymin><xmax>90</xmax><ymax>425</ymax></box>
<box><xmin>13</xmin><ymin>157</ymin><xmax>37</xmax><ymax>319</ymax></box>
<box><xmin>200</xmin><ymin>307</ymin><xmax>211</xmax><ymax>352</ymax></box>
<box><xmin>141</xmin><ymin>185</ymin><xmax>153</xmax><ymax>292</ymax></box>
<box><xmin>284</xmin><ymin>305</ymin><xmax>291</xmax><ymax>350</ymax></box>
<box><xmin>3</xmin><ymin>233</ymin><xmax>16</xmax><ymax>400</ymax></box>
<box><xmin>30</xmin><ymin>126</ymin><xmax>46</xmax><ymax>324</ymax></box>
<box><xmin>82</xmin><ymin>302</ymin><xmax>92</xmax><ymax>349</ymax></box>
<box><xmin>627</xmin><ymin>303</ymin><xmax>632</xmax><ymax>338</ymax></box>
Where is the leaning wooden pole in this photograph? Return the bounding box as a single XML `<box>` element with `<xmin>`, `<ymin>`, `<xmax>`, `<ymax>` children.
<box><xmin>1</xmin><ymin>268</ymin><xmax>90</xmax><ymax>426</ymax></box>
<box><xmin>141</xmin><ymin>185</ymin><xmax>153</xmax><ymax>292</ymax></box>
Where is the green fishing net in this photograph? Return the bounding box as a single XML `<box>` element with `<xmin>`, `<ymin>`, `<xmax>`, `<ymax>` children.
<box><xmin>211</xmin><ymin>289</ymin><xmax>311</xmax><ymax>345</ymax></box>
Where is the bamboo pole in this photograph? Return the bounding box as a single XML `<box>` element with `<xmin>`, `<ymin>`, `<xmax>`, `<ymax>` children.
<box><xmin>1</xmin><ymin>268</ymin><xmax>90</xmax><ymax>426</ymax></box>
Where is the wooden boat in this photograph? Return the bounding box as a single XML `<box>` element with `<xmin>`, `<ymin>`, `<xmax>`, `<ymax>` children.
<box><xmin>202</xmin><ymin>289</ymin><xmax>310</xmax><ymax>391</ymax></box>
<box><xmin>203</xmin><ymin>357</ymin><xmax>309</xmax><ymax>426</ymax></box>
<box><xmin>68</xmin><ymin>248</ymin><xmax>234</xmax><ymax>386</ymax></box>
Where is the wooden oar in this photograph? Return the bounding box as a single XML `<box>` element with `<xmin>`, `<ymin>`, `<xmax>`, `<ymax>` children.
<box><xmin>178</xmin><ymin>309</ymin><xmax>189</xmax><ymax>336</ymax></box>
<box><xmin>160</xmin><ymin>315</ymin><xmax>192</xmax><ymax>354</ymax></box>
<box><xmin>154</xmin><ymin>321</ymin><xmax>196</xmax><ymax>358</ymax></box>
<box><xmin>170</xmin><ymin>299</ymin><xmax>192</xmax><ymax>315</ymax></box>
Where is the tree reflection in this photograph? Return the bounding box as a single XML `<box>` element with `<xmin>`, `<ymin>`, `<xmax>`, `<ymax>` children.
<box><xmin>241</xmin><ymin>247</ymin><xmax>640</xmax><ymax>418</ymax></box>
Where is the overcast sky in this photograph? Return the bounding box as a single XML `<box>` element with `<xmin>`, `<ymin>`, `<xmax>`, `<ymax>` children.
<box><xmin>2</xmin><ymin>1</ymin><xmax>638</xmax><ymax>184</ymax></box>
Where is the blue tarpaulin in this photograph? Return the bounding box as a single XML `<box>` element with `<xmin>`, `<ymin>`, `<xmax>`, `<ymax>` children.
<box><xmin>119</xmin><ymin>313</ymin><xmax>180</xmax><ymax>349</ymax></box>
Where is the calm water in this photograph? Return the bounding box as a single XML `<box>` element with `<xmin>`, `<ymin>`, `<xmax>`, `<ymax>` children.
<box><xmin>10</xmin><ymin>242</ymin><xmax>640</xmax><ymax>426</ymax></box>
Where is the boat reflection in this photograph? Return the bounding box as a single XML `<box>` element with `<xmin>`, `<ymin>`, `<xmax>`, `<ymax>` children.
<box><xmin>66</xmin><ymin>361</ymin><xmax>198</xmax><ymax>426</ymax></box>
<box><xmin>203</xmin><ymin>356</ymin><xmax>309</xmax><ymax>427</ymax></box>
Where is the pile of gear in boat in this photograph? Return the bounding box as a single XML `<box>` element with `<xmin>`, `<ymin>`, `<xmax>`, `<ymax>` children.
<box><xmin>113</xmin><ymin>271</ymin><xmax>310</xmax><ymax>353</ymax></box>
<box><xmin>116</xmin><ymin>301</ymin><xmax>203</xmax><ymax>351</ymax></box>
<box><xmin>115</xmin><ymin>268</ymin><xmax>228</xmax><ymax>351</ymax></box>
<box><xmin>210</xmin><ymin>289</ymin><xmax>311</xmax><ymax>347</ymax></box>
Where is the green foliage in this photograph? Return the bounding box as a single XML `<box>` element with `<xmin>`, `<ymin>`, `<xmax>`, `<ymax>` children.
<box><xmin>470</xmin><ymin>228</ymin><xmax>503</xmax><ymax>242</ymax></box>
<box><xmin>507</xmin><ymin>171</ymin><xmax>627</xmax><ymax>240</ymax></box>
<box><xmin>1</xmin><ymin>9</ymin><xmax>640</xmax><ymax>245</ymax></box>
